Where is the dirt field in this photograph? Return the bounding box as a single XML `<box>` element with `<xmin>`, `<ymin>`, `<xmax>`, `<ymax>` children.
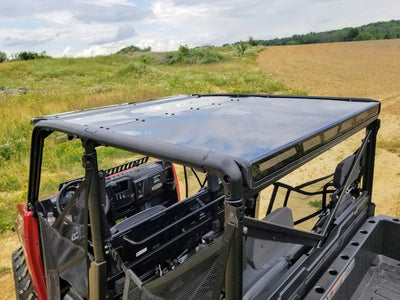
<box><xmin>257</xmin><ymin>39</ymin><xmax>400</xmax><ymax>218</ymax></box>
<box><xmin>1</xmin><ymin>39</ymin><xmax>399</xmax><ymax>299</ymax></box>
<box><xmin>0</xmin><ymin>231</ymin><xmax>20</xmax><ymax>300</ymax></box>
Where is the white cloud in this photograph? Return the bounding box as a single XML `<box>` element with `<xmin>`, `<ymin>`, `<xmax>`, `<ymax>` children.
<box><xmin>75</xmin><ymin>42</ymin><xmax>126</xmax><ymax>57</ymax></box>
<box><xmin>34</xmin><ymin>10</ymin><xmax>74</xmax><ymax>25</ymax></box>
<box><xmin>152</xmin><ymin>0</ymin><xmax>211</xmax><ymax>23</ymax></box>
<box><xmin>137</xmin><ymin>39</ymin><xmax>188</xmax><ymax>52</ymax></box>
<box><xmin>75</xmin><ymin>45</ymin><xmax>113</xmax><ymax>57</ymax></box>
<box><xmin>90</xmin><ymin>25</ymin><xmax>136</xmax><ymax>45</ymax></box>
<box><xmin>0</xmin><ymin>0</ymin><xmax>153</xmax><ymax>22</ymax></box>
<box><xmin>72</xmin><ymin>1</ymin><xmax>153</xmax><ymax>24</ymax></box>
<box><xmin>3</xmin><ymin>29</ymin><xmax>68</xmax><ymax>47</ymax></box>
<box><xmin>62</xmin><ymin>46</ymin><xmax>71</xmax><ymax>57</ymax></box>
<box><xmin>84</xmin><ymin>0</ymin><xmax>137</xmax><ymax>8</ymax></box>
<box><xmin>1</xmin><ymin>0</ymin><xmax>400</xmax><ymax>57</ymax></box>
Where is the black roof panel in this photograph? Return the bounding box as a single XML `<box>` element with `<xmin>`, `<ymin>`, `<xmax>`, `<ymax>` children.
<box><xmin>34</xmin><ymin>94</ymin><xmax>379</xmax><ymax>164</ymax></box>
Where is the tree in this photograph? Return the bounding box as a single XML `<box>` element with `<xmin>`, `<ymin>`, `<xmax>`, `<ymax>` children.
<box><xmin>0</xmin><ymin>51</ymin><xmax>7</xmax><ymax>63</ymax></box>
<box><xmin>248</xmin><ymin>36</ymin><xmax>259</xmax><ymax>46</ymax></box>
<box><xmin>286</xmin><ymin>40</ymin><xmax>299</xmax><ymax>45</ymax></box>
<box><xmin>16</xmin><ymin>51</ymin><xmax>50</xmax><ymax>60</ymax></box>
<box><xmin>178</xmin><ymin>45</ymin><xmax>190</xmax><ymax>58</ymax></box>
<box><xmin>346</xmin><ymin>28</ymin><xmax>359</xmax><ymax>41</ymax></box>
<box><xmin>384</xmin><ymin>26</ymin><xmax>400</xmax><ymax>39</ymax></box>
<box><xmin>18</xmin><ymin>52</ymin><xmax>36</xmax><ymax>60</ymax></box>
<box><xmin>248</xmin><ymin>20</ymin><xmax>400</xmax><ymax>46</ymax></box>
<box><xmin>117</xmin><ymin>45</ymin><xmax>151</xmax><ymax>54</ymax></box>
<box><xmin>354</xmin><ymin>32</ymin><xmax>374</xmax><ymax>41</ymax></box>
<box><xmin>236</xmin><ymin>41</ymin><xmax>248</xmax><ymax>56</ymax></box>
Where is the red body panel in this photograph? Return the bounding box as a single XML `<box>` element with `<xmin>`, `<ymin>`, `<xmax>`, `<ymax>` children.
<box><xmin>171</xmin><ymin>163</ymin><xmax>181</xmax><ymax>201</ymax></box>
<box><xmin>17</xmin><ymin>204</ymin><xmax>47</xmax><ymax>300</ymax></box>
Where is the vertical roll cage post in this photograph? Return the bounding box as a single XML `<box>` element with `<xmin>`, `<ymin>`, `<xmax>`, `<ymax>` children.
<box><xmin>81</xmin><ymin>140</ymin><xmax>107</xmax><ymax>300</ymax></box>
<box><xmin>198</xmin><ymin>153</ymin><xmax>246</xmax><ymax>300</ymax></box>
<box><xmin>27</xmin><ymin>127</ymin><xmax>52</xmax><ymax>209</ymax></box>
<box><xmin>28</xmin><ymin>130</ymin><xmax>107</xmax><ymax>299</ymax></box>
<box><xmin>362</xmin><ymin>119</ymin><xmax>380</xmax><ymax>203</ymax></box>
<box><xmin>319</xmin><ymin>119</ymin><xmax>380</xmax><ymax>242</ymax></box>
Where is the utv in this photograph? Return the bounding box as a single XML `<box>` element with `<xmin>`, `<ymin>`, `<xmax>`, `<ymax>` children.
<box><xmin>12</xmin><ymin>94</ymin><xmax>400</xmax><ymax>299</ymax></box>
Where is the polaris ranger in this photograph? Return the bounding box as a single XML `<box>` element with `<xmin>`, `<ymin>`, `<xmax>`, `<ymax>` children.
<box><xmin>12</xmin><ymin>94</ymin><xmax>400</xmax><ymax>299</ymax></box>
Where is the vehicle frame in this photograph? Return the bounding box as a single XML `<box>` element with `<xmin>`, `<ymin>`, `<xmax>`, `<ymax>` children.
<box><xmin>14</xmin><ymin>94</ymin><xmax>389</xmax><ymax>300</ymax></box>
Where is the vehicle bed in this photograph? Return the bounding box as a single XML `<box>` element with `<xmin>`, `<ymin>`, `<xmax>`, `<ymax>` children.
<box><xmin>306</xmin><ymin>215</ymin><xmax>400</xmax><ymax>299</ymax></box>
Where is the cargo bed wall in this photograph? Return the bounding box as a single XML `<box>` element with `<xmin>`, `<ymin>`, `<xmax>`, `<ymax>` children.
<box><xmin>306</xmin><ymin>215</ymin><xmax>400</xmax><ymax>300</ymax></box>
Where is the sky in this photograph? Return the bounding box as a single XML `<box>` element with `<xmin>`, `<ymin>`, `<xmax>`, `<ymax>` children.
<box><xmin>1</xmin><ymin>0</ymin><xmax>400</xmax><ymax>58</ymax></box>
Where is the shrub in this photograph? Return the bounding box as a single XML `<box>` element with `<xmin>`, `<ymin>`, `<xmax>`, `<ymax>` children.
<box><xmin>164</xmin><ymin>46</ymin><xmax>226</xmax><ymax>65</ymax></box>
<box><xmin>117</xmin><ymin>62</ymin><xmax>150</xmax><ymax>78</ymax></box>
<box><xmin>248</xmin><ymin>36</ymin><xmax>260</xmax><ymax>46</ymax></box>
<box><xmin>178</xmin><ymin>45</ymin><xmax>190</xmax><ymax>60</ymax></box>
<box><xmin>236</xmin><ymin>41</ymin><xmax>248</xmax><ymax>56</ymax></box>
<box><xmin>0</xmin><ymin>138</ymin><xmax>26</xmax><ymax>166</ymax></box>
<box><xmin>139</xmin><ymin>54</ymin><xmax>153</xmax><ymax>64</ymax></box>
<box><xmin>0</xmin><ymin>51</ymin><xmax>6</xmax><ymax>63</ymax></box>
<box><xmin>16</xmin><ymin>51</ymin><xmax>50</xmax><ymax>61</ymax></box>
<box><xmin>117</xmin><ymin>45</ymin><xmax>151</xmax><ymax>54</ymax></box>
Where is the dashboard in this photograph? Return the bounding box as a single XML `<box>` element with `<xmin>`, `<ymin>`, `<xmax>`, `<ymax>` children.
<box><xmin>37</xmin><ymin>159</ymin><xmax>179</xmax><ymax>228</ymax></box>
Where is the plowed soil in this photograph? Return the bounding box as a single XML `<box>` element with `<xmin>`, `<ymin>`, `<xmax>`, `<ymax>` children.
<box><xmin>257</xmin><ymin>39</ymin><xmax>400</xmax><ymax>218</ymax></box>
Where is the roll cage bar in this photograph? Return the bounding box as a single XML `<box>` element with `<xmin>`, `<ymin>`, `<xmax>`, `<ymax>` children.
<box><xmin>27</xmin><ymin>116</ymin><xmax>379</xmax><ymax>299</ymax></box>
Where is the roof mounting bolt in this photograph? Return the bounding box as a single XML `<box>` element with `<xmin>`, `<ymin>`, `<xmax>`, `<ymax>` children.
<box><xmin>243</xmin><ymin>226</ymin><xmax>248</xmax><ymax>235</ymax></box>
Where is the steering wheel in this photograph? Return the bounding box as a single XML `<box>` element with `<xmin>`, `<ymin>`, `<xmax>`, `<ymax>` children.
<box><xmin>55</xmin><ymin>179</ymin><xmax>110</xmax><ymax>215</ymax></box>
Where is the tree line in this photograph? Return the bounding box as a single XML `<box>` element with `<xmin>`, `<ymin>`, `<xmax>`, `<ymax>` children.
<box><xmin>258</xmin><ymin>20</ymin><xmax>400</xmax><ymax>46</ymax></box>
<box><xmin>0</xmin><ymin>51</ymin><xmax>50</xmax><ymax>63</ymax></box>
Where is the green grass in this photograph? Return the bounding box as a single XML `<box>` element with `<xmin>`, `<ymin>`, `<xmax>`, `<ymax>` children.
<box><xmin>0</xmin><ymin>191</ymin><xmax>26</xmax><ymax>233</ymax></box>
<box><xmin>377</xmin><ymin>137</ymin><xmax>400</xmax><ymax>155</ymax></box>
<box><xmin>0</xmin><ymin>45</ymin><xmax>304</xmax><ymax>233</ymax></box>
<box><xmin>0</xmin><ymin>266</ymin><xmax>10</xmax><ymax>276</ymax></box>
<box><xmin>308</xmin><ymin>199</ymin><xmax>322</xmax><ymax>209</ymax></box>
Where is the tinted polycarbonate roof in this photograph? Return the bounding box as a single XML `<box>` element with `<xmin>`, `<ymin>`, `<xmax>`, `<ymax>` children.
<box><xmin>33</xmin><ymin>94</ymin><xmax>379</xmax><ymax>187</ymax></box>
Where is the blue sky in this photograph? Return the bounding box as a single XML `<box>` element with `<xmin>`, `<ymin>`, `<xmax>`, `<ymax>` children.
<box><xmin>1</xmin><ymin>0</ymin><xmax>400</xmax><ymax>57</ymax></box>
